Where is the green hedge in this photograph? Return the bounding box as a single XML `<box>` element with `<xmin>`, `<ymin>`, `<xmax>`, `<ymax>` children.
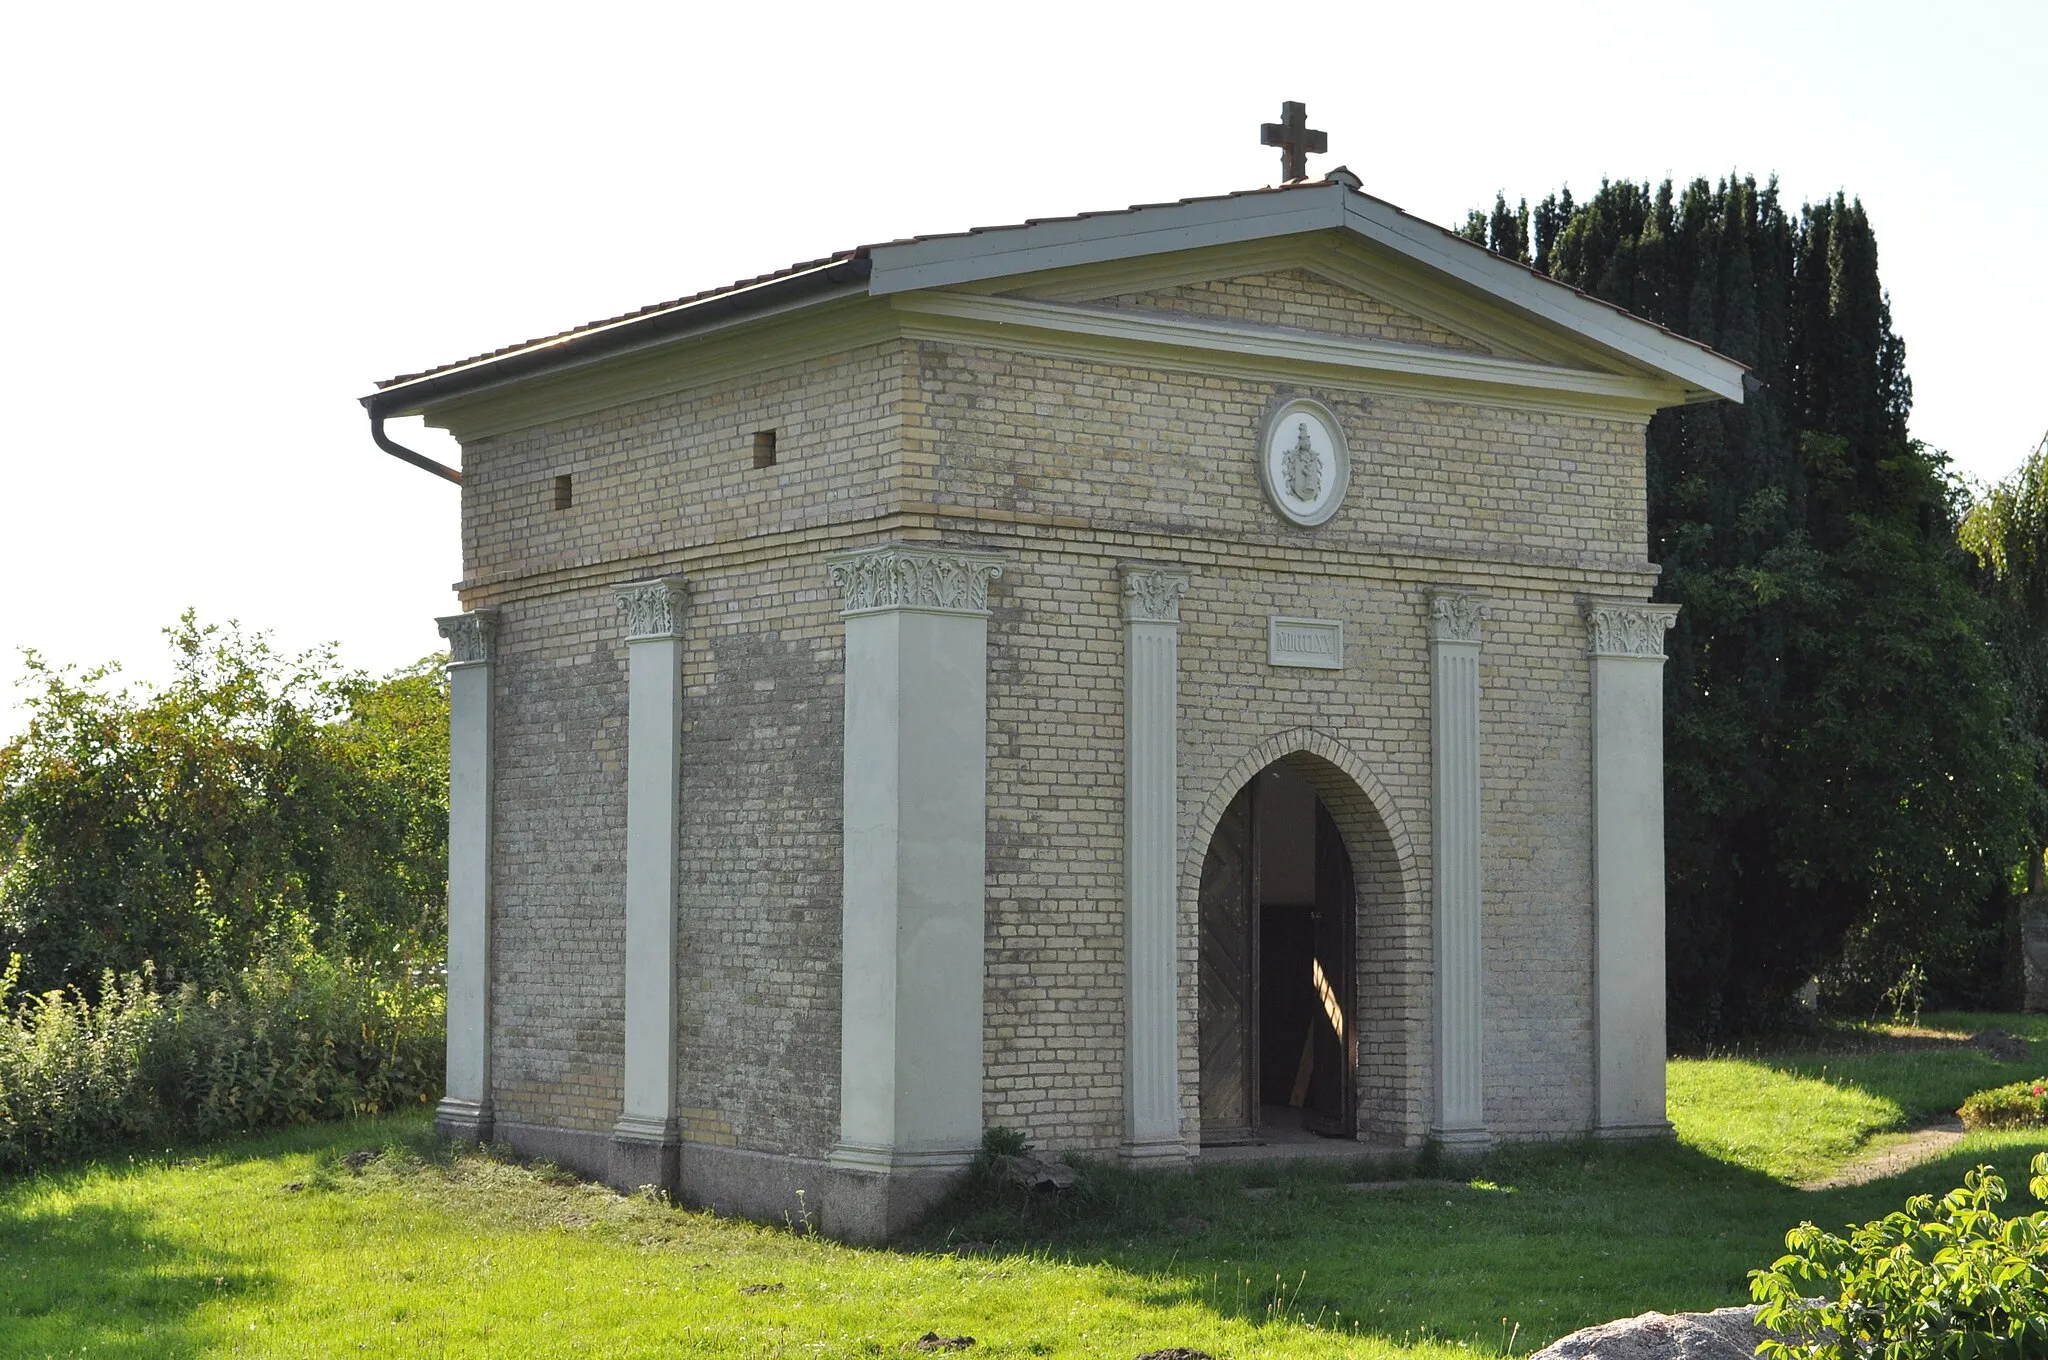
<box><xmin>1957</xmin><ymin>1077</ymin><xmax>2048</xmax><ymax>1131</ymax></box>
<box><xmin>0</xmin><ymin>953</ymin><xmax>442</xmax><ymax>1174</ymax></box>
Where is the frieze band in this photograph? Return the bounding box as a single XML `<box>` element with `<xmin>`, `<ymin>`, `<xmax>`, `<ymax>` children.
<box><xmin>1584</xmin><ymin>601</ymin><xmax>1679</xmax><ymax>658</ymax></box>
<box><xmin>828</xmin><ymin>545</ymin><xmax>1005</xmax><ymax>617</ymax></box>
<box><xmin>1119</xmin><ymin>564</ymin><xmax>1192</xmax><ymax>624</ymax></box>
<box><xmin>1427</xmin><ymin>592</ymin><xmax>1485</xmax><ymax>645</ymax></box>
<box><xmin>437</xmin><ymin>609</ymin><xmax>500</xmax><ymax>666</ymax></box>
<box><xmin>615</xmin><ymin>577</ymin><xmax>689</xmax><ymax>639</ymax></box>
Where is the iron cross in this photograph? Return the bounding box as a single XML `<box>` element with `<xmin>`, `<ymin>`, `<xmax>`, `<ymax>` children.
<box><xmin>1260</xmin><ymin>101</ymin><xmax>1327</xmax><ymax>183</ymax></box>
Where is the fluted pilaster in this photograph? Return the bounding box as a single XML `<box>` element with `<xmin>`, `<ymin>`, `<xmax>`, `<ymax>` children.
<box><xmin>1428</xmin><ymin>591</ymin><xmax>1488</xmax><ymax>1145</ymax></box>
<box><xmin>1120</xmin><ymin>563</ymin><xmax>1192</xmax><ymax>1164</ymax></box>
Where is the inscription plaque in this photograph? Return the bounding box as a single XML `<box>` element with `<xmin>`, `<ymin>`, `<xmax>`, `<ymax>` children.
<box><xmin>1268</xmin><ymin>616</ymin><xmax>1344</xmax><ymax>669</ymax></box>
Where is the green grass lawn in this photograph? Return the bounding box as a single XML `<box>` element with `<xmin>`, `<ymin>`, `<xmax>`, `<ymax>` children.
<box><xmin>1670</xmin><ymin>1010</ymin><xmax>2044</xmax><ymax>1183</ymax></box>
<box><xmin>6</xmin><ymin>1014</ymin><xmax>2047</xmax><ymax>1358</ymax></box>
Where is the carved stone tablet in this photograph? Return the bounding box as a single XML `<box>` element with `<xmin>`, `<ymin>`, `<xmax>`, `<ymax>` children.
<box><xmin>1268</xmin><ymin>616</ymin><xmax>1344</xmax><ymax>669</ymax></box>
<box><xmin>1257</xmin><ymin>396</ymin><xmax>1350</xmax><ymax>527</ymax></box>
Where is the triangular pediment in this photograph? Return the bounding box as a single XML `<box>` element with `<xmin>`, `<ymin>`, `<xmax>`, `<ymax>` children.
<box><xmin>1060</xmin><ymin>267</ymin><xmax>1497</xmax><ymax>357</ymax></box>
<box><xmin>872</xmin><ymin>229</ymin><xmax>1716</xmax><ymax>413</ymax></box>
<box><xmin>979</xmin><ymin>232</ymin><xmax>1634</xmax><ymax>372</ymax></box>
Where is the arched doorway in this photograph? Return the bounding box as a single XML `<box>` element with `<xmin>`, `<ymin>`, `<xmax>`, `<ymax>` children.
<box><xmin>1199</xmin><ymin>759</ymin><xmax>1357</xmax><ymax>1144</ymax></box>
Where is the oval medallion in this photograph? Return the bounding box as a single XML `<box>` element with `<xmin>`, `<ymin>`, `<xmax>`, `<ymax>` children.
<box><xmin>1257</xmin><ymin>396</ymin><xmax>1349</xmax><ymax>527</ymax></box>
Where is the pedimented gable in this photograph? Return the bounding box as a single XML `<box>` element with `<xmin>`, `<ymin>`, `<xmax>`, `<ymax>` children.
<box><xmin>1084</xmin><ymin>269</ymin><xmax>1495</xmax><ymax>357</ymax></box>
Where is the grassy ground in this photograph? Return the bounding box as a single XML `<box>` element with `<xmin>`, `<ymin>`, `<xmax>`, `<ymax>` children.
<box><xmin>1670</xmin><ymin>1010</ymin><xmax>2047</xmax><ymax>1183</ymax></box>
<box><xmin>5</xmin><ymin>1014</ymin><xmax>2047</xmax><ymax>1358</ymax></box>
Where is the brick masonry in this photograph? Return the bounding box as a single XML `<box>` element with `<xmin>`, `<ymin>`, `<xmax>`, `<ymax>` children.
<box><xmin>450</xmin><ymin>264</ymin><xmax>1660</xmax><ymax>1172</ymax></box>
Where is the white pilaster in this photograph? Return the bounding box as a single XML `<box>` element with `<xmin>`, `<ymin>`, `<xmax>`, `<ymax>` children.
<box><xmin>1428</xmin><ymin>591</ymin><xmax>1488</xmax><ymax>1146</ymax></box>
<box><xmin>435</xmin><ymin>609</ymin><xmax>499</xmax><ymax>1142</ymax></box>
<box><xmin>826</xmin><ymin>545</ymin><xmax>1003</xmax><ymax>1178</ymax></box>
<box><xmin>1586</xmin><ymin>600</ymin><xmax>1680</xmax><ymax>1139</ymax></box>
<box><xmin>612</xmin><ymin>578</ymin><xmax>688</xmax><ymax>1164</ymax></box>
<box><xmin>1119</xmin><ymin>563</ymin><xmax>1192</xmax><ymax>1165</ymax></box>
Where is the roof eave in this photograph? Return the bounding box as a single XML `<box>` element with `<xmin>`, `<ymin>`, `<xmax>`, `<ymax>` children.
<box><xmin>360</xmin><ymin>255</ymin><xmax>874</xmax><ymax>419</ymax></box>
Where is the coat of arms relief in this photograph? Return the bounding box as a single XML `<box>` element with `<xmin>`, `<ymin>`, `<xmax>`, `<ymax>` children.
<box><xmin>1282</xmin><ymin>420</ymin><xmax>1324</xmax><ymax>503</ymax></box>
<box><xmin>1257</xmin><ymin>397</ymin><xmax>1350</xmax><ymax>528</ymax></box>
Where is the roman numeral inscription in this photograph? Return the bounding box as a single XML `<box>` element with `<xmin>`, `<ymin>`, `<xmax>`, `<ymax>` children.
<box><xmin>1267</xmin><ymin>616</ymin><xmax>1344</xmax><ymax>670</ymax></box>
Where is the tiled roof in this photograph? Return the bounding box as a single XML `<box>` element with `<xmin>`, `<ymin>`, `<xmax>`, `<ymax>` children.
<box><xmin>371</xmin><ymin>178</ymin><xmax>1739</xmax><ymax>405</ymax></box>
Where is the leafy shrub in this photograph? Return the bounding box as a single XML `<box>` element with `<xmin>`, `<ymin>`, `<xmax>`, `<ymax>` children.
<box><xmin>0</xmin><ymin>951</ymin><xmax>442</xmax><ymax>1174</ymax></box>
<box><xmin>1751</xmin><ymin>1155</ymin><xmax>2048</xmax><ymax>1360</ymax></box>
<box><xmin>1958</xmin><ymin>1079</ymin><xmax>2048</xmax><ymax>1131</ymax></box>
<box><xmin>0</xmin><ymin>616</ymin><xmax>449</xmax><ymax>995</ymax></box>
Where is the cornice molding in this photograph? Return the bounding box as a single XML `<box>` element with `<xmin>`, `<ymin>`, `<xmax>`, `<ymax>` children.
<box><xmin>828</xmin><ymin>544</ymin><xmax>1005</xmax><ymax>617</ymax></box>
<box><xmin>436</xmin><ymin>609</ymin><xmax>500</xmax><ymax>666</ymax></box>
<box><xmin>1584</xmin><ymin>600</ymin><xmax>1679</xmax><ymax>658</ymax></box>
<box><xmin>890</xmin><ymin>290</ymin><xmax>1685</xmax><ymax>414</ymax></box>
<box><xmin>1427</xmin><ymin>591</ymin><xmax>1485</xmax><ymax>645</ymax></box>
<box><xmin>1119</xmin><ymin>563</ymin><xmax>1193</xmax><ymax>624</ymax></box>
<box><xmin>615</xmin><ymin>577</ymin><xmax>689</xmax><ymax>639</ymax></box>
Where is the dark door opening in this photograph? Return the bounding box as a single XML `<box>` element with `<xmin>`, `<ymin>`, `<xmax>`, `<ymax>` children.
<box><xmin>1200</xmin><ymin>764</ymin><xmax>1357</xmax><ymax>1145</ymax></box>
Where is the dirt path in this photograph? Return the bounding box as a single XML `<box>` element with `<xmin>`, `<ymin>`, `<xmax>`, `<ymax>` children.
<box><xmin>1799</xmin><ymin>1120</ymin><xmax>1966</xmax><ymax>1191</ymax></box>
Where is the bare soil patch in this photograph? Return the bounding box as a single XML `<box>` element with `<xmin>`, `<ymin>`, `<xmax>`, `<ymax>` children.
<box><xmin>1799</xmin><ymin>1120</ymin><xmax>1966</xmax><ymax>1191</ymax></box>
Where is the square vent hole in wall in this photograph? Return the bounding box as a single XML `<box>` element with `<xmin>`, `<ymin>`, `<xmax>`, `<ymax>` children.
<box><xmin>552</xmin><ymin>474</ymin><xmax>573</xmax><ymax>509</ymax></box>
<box><xmin>753</xmin><ymin>430</ymin><xmax>777</xmax><ymax>468</ymax></box>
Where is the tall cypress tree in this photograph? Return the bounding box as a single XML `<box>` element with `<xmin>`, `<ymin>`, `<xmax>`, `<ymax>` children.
<box><xmin>1489</xmin><ymin>176</ymin><xmax>2025</xmax><ymax>1034</ymax></box>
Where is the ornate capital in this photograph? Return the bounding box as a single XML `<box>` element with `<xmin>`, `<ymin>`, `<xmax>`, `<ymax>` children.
<box><xmin>615</xmin><ymin>577</ymin><xmax>688</xmax><ymax>639</ymax></box>
<box><xmin>1584</xmin><ymin>600</ymin><xmax>1679</xmax><ymax>659</ymax></box>
<box><xmin>828</xmin><ymin>544</ymin><xmax>1004</xmax><ymax>617</ymax></box>
<box><xmin>1119</xmin><ymin>564</ymin><xmax>1192</xmax><ymax>624</ymax></box>
<box><xmin>1427</xmin><ymin>592</ymin><xmax>1485</xmax><ymax>645</ymax></box>
<box><xmin>436</xmin><ymin>609</ymin><xmax>499</xmax><ymax>666</ymax></box>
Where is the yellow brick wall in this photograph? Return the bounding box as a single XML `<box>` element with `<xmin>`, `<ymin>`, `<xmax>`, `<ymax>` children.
<box><xmin>908</xmin><ymin>335</ymin><xmax>1653</xmax><ymax>1148</ymax></box>
<box><xmin>454</xmin><ymin>278</ymin><xmax>1660</xmax><ymax>1158</ymax></box>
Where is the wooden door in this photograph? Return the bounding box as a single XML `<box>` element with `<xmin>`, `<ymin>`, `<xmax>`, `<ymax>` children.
<box><xmin>1306</xmin><ymin>801</ymin><xmax>1357</xmax><ymax>1137</ymax></box>
<box><xmin>1199</xmin><ymin>784</ymin><xmax>1258</xmax><ymax>1144</ymax></box>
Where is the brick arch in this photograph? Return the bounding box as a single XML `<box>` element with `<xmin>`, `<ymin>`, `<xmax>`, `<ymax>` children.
<box><xmin>1179</xmin><ymin>727</ymin><xmax>1430</xmax><ymax>1145</ymax></box>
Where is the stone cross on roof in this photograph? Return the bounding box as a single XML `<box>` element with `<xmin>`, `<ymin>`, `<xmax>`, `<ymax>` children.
<box><xmin>1260</xmin><ymin>100</ymin><xmax>1327</xmax><ymax>183</ymax></box>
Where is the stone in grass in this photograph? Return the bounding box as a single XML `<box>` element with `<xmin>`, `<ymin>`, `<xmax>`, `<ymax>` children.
<box><xmin>914</xmin><ymin>1332</ymin><xmax>976</xmax><ymax>1351</ymax></box>
<box><xmin>993</xmin><ymin>1153</ymin><xmax>1077</xmax><ymax>1192</ymax></box>
<box><xmin>738</xmin><ymin>1282</ymin><xmax>785</xmax><ymax>1295</ymax></box>
<box><xmin>341</xmin><ymin>1149</ymin><xmax>382</xmax><ymax>1171</ymax></box>
<box><xmin>1530</xmin><ymin>1304</ymin><xmax>1787</xmax><ymax>1360</ymax></box>
<box><xmin>1973</xmin><ymin>1029</ymin><xmax>2031</xmax><ymax>1061</ymax></box>
<box><xmin>1134</xmin><ymin>1349</ymin><xmax>1217</xmax><ymax>1360</ymax></box>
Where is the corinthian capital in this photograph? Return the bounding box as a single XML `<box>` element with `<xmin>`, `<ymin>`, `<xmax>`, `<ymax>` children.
<box><xmin>827</xmin><ymin>544</ymin><xmax>1004</xmax><ymax>617</ymax></box>
<box><xmin>615</xmin><ymin>577</ymin><xmax>689</xmax><ymax>639</ymax></box>
<box><xmin>1427</xmin><ymin>592</ymin><xmax>1485</xmax><ymax>645</ymax></box>
<box><xmin>1584</xmin><ymin>600</ymin><xmax>1680</xmax><ymax>658</ymax></box>
<box><xmin>437</xmin><ymin>609</ymin><xmax>500</xmax><ymax>666</ymax></box>
<box><xmin>1119</xmin><ymin>563</ymin><xmax>1192</xmax><ymax>624</ymax></box>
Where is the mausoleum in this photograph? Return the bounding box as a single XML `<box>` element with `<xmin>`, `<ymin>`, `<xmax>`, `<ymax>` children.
<box><xmin>364</xmin><ymin>134</ymin><xmax>1744</xmax><ymax>1239</ymax></box>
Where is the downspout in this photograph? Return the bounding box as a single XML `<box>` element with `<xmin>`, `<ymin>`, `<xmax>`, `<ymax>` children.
<box><xmin>369</xmin><ymin>410</ymin><xmax>463</xmax><ymax>485</ymax></box>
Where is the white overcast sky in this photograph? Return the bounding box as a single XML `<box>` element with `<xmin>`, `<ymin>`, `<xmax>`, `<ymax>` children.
<box><xmin>2</xmin><ymin>0</ymin><xmax>2042</xmax><ymax>729</ymax></box>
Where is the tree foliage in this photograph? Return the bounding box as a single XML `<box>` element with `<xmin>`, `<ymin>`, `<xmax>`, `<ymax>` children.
<box><xmin>0</xmin><ymin>614</ymin><xmax>449</xmax><ymax>993</ymax></box>
<box><xmin>1472</xmin><ymin>176</ymin><xmax>2028</xmax><ymax>1035</ymax></box>
<box><xmin>1961</xmin><ymin>431</ymin><xmax>2048</xmax><ymax>885</ymax></box>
